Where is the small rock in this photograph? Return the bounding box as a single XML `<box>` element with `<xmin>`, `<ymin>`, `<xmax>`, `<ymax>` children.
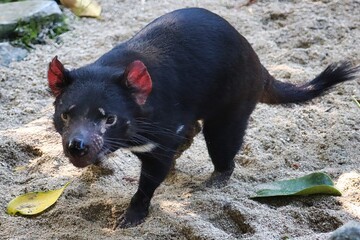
<box><xmin>0</xmin><ymin>0</ymin><xmax>62</xmax><ymax>39</ymax></box>
<box><xmin>0</xmin><ymin>42</ymin><xmax>28</xmax><ymax>67</ymax></box>
<box><xmin>329</xmin><ymin>221</ymin><xmax>360</xmax><ymax>240</ymax></box>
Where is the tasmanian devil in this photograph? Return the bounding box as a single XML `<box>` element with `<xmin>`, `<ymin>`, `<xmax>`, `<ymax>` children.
<box><xmin>47</xmin><ymin>8</ymin><xmax>358</xmax><ymax>228</ymax></box>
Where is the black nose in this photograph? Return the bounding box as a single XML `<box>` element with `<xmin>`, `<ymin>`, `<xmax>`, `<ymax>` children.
<box><xmin>68</xmin><ymin>137</ymin><xmax>89</xmax><ymax>157</ymax></box>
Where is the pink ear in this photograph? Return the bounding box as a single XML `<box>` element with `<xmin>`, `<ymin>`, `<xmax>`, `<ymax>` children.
<box><xmin>48</xmin><ymin>56</ymin><xmax>65</xmax><ymax>97</ymax></box>
<box><xmin>125</xmin><ymin>60</ymin><xmax>152</xmax><ymax>105</ymax></box>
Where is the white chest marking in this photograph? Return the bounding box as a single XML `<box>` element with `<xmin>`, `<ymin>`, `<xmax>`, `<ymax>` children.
<box><xmin>127</xmin><ymin>143</ymin><xmax>157</xmax><ymax>153</ymax></box>
<box><xmin>176</xmin><ymin>125</ymin><xmax>184</xmax><ymax>134</ymax></box>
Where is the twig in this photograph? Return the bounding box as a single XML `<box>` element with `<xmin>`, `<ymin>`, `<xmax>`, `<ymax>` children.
<box><xmin>352</xmin><ymin>96</ymin><xmax>360</xmax><ymax>108</ymax></box>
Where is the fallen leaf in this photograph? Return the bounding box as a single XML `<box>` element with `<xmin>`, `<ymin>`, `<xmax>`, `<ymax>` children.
<box><xmin>7</xmin><ymin>182</ymin><xmax>71</xmax><ymax>216</ymax></box>
<box><xmin>251</xmin><ymin>172</ymin><xmax>341</xmax><ymax>198</ymax></box>
<box><xmin>60</xmin><ymin>0</ymin><xmax>101</xmax><ymax>18</ymax></box>
<box><xmin>14</xmin><ymin>165</ymin><xmax>27</xmax><ymax>172</ymax></box>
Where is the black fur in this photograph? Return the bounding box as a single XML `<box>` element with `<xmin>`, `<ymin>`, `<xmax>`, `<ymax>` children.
<box><xmin>49</xmin><ymin>8</ymin><xmax>359</xmax><ymax>228</ymax></box>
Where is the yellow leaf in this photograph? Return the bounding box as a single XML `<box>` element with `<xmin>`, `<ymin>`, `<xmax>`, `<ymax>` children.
<box><xmin>7</xmin><ymin>182</ymin><xmax>71</xmax><ymax>216</ymax></box>
<box><xmin>60</xmin><ymin>0</ymin><xmax>102</xmax><ymax>18</ymax></box>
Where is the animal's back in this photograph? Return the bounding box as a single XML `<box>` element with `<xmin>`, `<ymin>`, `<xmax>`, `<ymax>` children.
<box><xmin>121</xmin><ymin>8</ymin><xmax>263</xmax><ymax>119</ymax></box>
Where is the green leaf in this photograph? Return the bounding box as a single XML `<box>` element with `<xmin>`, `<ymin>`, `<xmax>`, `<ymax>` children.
<box><xmin>7</xmin><ymin>182</ymin><xmax>71</xmax><ymax>216</ymax></box>
<box><xmin>12</xmin><ymin>15</ymin><xmax>69</xmax><ymax>49</ymax></box>
<box><xmin>251</xmin><ymin>172</ymin><xmax>341</xmax><ymax>198</ymax></box>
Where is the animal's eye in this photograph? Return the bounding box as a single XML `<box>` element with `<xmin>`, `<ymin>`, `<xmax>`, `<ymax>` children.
<box><xmin>61</xmin><ymin>113</ymin><xmax>69</xmax><ymax>122</ymax></box>
<box><xmin>106</xmin><ymin>115</ymin><xmax>117</xmax><ymax>126</ymax></box>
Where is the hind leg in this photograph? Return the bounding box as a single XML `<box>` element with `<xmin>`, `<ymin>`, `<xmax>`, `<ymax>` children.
<box><xmin>202</xmin><ymin>105</ymin><xmax>253</xmax><ymax>187</ymax></box>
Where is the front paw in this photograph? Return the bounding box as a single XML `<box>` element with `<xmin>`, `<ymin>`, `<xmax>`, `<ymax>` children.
<box><xmin>113</xmin><ymin>208</ymin><xmax>148</xmax><ymax>229</ymax></box>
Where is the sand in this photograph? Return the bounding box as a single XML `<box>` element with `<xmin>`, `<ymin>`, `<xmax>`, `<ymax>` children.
<box><xmin>0</xmin><ymin>0</ymin><xmax>359</xmax><ymax>239</ymax></box>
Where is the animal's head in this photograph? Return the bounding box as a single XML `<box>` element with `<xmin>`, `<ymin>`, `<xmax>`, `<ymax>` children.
<box><xmin>47</xmin><ymin>56</ymin><xmax>152</xmax><ymax>167</ymax></box>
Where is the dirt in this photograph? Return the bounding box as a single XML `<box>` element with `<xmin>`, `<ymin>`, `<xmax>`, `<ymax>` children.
<box><xmin>0</xmin><ymin>0</ymin><xmax>359</xmax><ymax>239</ymax></box>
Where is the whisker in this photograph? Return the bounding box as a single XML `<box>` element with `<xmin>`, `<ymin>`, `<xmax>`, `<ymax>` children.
<box><xmin>134</xmin><ymin>119</ymin><xmax>188</xmax><ymax>139</ymax></box>
<box><xmin>131</xmin><ymin>134</ymin><xmax>176</xmax><ymax>154</ymax></box>
<box><xmin>111</xmin><ymin>157</ymin><xmax>128</xmax><ymax>188</ymax></box>
<box><xmin>104</xmin><ymin>137</ymin><xmax>172</xmax><ymax>160</ymax></box>
<box><xmin>141</xmin><ymin>170</ymin><xmax>162</xmax><ymax>185</ymax></box>
<box><xmin>138</xmin><ymin>187</ymin><xmax>151</xmax><ymax>200</ymax></box>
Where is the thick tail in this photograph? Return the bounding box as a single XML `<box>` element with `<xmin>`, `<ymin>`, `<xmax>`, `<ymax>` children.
<box><xmin>260</xmin><ymin>62</ymin><xmax>359</xmax><ymax>104</ymax></box>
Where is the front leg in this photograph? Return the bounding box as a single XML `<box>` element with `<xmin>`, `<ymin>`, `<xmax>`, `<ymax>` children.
<box><xmin>115</xmin><ymin>150</ymin><xmax>173</xmax><ymax>228</ymax></box>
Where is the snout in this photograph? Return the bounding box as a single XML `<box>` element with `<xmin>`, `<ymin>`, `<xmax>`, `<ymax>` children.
<box><xmin>63</xmin><ymin>132</ymin><xmax>104</xmax><ymax>168</ymax></box>
<box><xmin>68</xmin><ymin>137</ymin><xmax>89</xmax><ymax>158</ymax></box>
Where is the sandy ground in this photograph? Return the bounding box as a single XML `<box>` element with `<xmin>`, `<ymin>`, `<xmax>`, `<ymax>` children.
<box><xmin>0</xmin><ymin>0</ymin><xmax>359</xmax><ymax>239</ymax></box>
